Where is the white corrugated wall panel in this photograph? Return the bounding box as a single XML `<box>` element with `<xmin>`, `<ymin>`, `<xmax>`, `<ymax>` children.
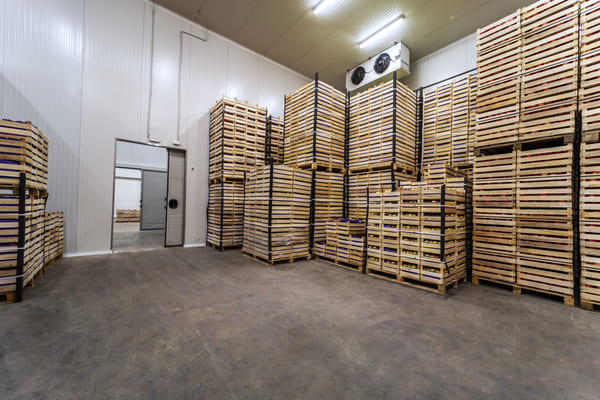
<box><xmin>78</xmin><ymin>0</ymin><xmax>147</xmax><ymax>253</ymax></box>
<box><xmin>0</xmin><ymin>0</ymin><xmax>308</xmax><ymax>253</ymax></box>
<box><xmin>1</xmin><ymin>0</ymin><xmax>84</xmax><ymax>254</ymax></box>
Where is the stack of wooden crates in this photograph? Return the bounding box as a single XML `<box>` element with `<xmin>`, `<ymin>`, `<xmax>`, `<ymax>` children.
<box><xmin>242</xmin><ymin>165</ymin><xmax>312</xmax><ymax>264</ymax></box>
<box><xmin>284</xmin><ymin>75</ymin><xmax>346</xmax><ymax>249</ymax></box>
<box><xmin>207</xmin><ymin>97</ymin><xmax>267</xmax><ymax>250</ymax></box>
<box><xmin>314</xmin><ymin>219</ymin><xmax>366</xmax><ymax>270</ymax></box>
<box><xmin>580</xmin><ymin>0</ymin><xmax>600</xmax><ymax>310</ymax></box>
<box><xmin>266</xmin><ymin>116</ymin><xmax>284</xmax><ymax>165</ymax></box>
<box><xmin>115</xmin><ymin>209</ymin><xmax>140</xmax><ymax>223</ymax></box>
<box><xmin>472</xmin><ymin>0</ymin><xmax>579</xmax><ymax>306</ymax></box>
<box><xmin>0</xmin><ymin>120</ymin><xmax>49</xmax><ymax>303</ymax></box>
<box><xmin>347</xmin><ymin>74</ymin><xmax>418</xmax><ymax>219</ymax></box>
<box><xmin>365</xmin><ymin>184</ymin><xmax>467</xmax><ymax>294</ymax></box>
<box><xmin>422</xmin><ymin>73</ymin><xmax>478</xmax><ymax>168</ymax></box>
<box><xmin>44</xmin><ymin>212</ymin><xmax>64</xmax><ymax>266</ymax></box>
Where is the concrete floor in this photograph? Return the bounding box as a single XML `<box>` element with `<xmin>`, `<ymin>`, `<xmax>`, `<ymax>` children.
<box><xmin>112</xmin><ymin>223</ymin><xmax>164</xmax><ymax>252</ymax></box>
<box><xmin>1</xmin><ymin>248</ymin><xmax>599</xmax><ymax>399</ymax></box>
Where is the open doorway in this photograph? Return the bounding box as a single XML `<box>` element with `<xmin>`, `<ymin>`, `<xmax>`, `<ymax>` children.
<box><xmin>112</xmin><ymin>140</ymin><xmax>185</xmax><ymax>252</ymax></box>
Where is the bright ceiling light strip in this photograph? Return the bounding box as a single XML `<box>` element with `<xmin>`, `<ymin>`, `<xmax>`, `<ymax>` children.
<box><xmin>359</xmin><ymin>15</ymin><xmax>405</xmax><ymax>49</ymax></box>
<box><xmin>313</xmin><ymin>0</ymin><xmax>331</xmax><ymax>15</ymax></box>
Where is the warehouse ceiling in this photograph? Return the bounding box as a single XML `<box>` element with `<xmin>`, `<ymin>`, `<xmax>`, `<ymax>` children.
<box><xmin>155</xmin><ymin>0</ymin><xmax>538</xmax><ymax>89</ymax></box>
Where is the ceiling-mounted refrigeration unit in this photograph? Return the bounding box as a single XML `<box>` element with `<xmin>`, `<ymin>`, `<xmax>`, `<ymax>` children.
<box><xmin>346</xmin><ymin>42</ymin><xmax>410</xmax><ymax>93</ymax></box>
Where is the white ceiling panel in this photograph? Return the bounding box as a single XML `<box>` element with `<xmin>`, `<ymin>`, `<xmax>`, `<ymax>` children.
<box><xmin>155</xmin><ymin>0</ymin><xmax>539</xmax><ymax>89</ymax></box>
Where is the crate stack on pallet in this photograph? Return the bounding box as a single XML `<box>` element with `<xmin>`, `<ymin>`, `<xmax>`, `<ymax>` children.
<box><xmin>580</xmin><ymin>141</ymin><xmax>600</xmax><ymax>310</ymax></box>
<box><xmin>115</xmin><ymin>209</ymin><xmax>140</xmax><ymax>223</ymax></box>
<box><xmin>422</xmin><ymin>73</ymin><xmax>478</xmax><ymax>170</ymax></box>
<box><xmin>516</xmin><ymin>145</ymin><xmax>574</xmax><ymax>304</ymax></box>
<box><xmin>242</xmin><ymin>165</ymin><xmax>312</xmax><ymax>264</ymax></box>
<box><xmin>313</xmin><ymin>171</ymin><xmax>344</xmax><ymax>242</ymax></box>
<box><xmin>207</xmin><ymin>97</ymin><xmax>267</xmax><ymax>250</ymax></box>
<box><xmin>365</xmin><ymin>185</ymin><xmax>466</xmax><ymax>294</ymax></box>
<box><xmin>421</xmin><ymin>162</ymin><xmax>473</xmax><ymax>276</ymax></box>
<box><xmin>347</xmin><ymin>74</ymin><xmax>417</xmax><ymax>220</ymax></box>
<box><xmin>284</xmin><ymin>75</ymin><xmax>346</xmax><ymax>250</ymax></box>
<box><xmin>44</xmin><ymin>212</ymin><xmax>64</xmax><ymax>266</ymax></box>
<box><xmin>475</xmin><ymin>11</ymin><xmax>521</xmax><ymax>149</ymax></box>
<box><xmin>314</xmin><ymin>218</ymin><xmax>366</xmax><ymax>270</ymax></box>
<box><xmin>579</xmin><ymin>0</ymin><xmax>600</xmax><ymax>311</ymax></box>
<box><xmin>472</xmin><ymin>0</ymin><xmax>579</xmax><ymax>306</ymax></box>
<box><xmin>266</xmin><ymin>116</ymin><xmax>284</xmax><ymax>165</ymax></box>
<box><xmin>0</xmin><ymin>120</ymin><xmax>49</xmax><ymax>304</ymax></box>
<box><xmin>519</xmin><ymin>0</ymin><xmax>579</xmax><ymax>144</ymax></box>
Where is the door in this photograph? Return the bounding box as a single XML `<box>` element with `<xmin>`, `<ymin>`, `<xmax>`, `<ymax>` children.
<box><xmin>165</xmin><ymin>150</ymin><xmax>185</xmax><ymax>246</ymax></box>
<box><xmin>140</xmin><ymin>170</ymin><xmax>168</xmax><ymax>230</ymax></box>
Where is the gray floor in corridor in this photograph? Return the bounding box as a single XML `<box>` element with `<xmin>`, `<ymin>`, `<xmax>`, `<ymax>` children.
<box><xmin>1</xmin><ymin>248</ymin><xmax>599</xmax><ymax>399</ymax></box>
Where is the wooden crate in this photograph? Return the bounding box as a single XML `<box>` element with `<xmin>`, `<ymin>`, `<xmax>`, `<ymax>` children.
<box><xmin>284</xmin><ymin>79</ymin><xmax>345</xmax><ymax>171</ymax></box>
<box><xmin>348</xmin><ymin>79</ymin><xmax>417</xmax><ymax>174</ymax></box>
<box><xmin>242</xmin><ymin>165</ymin><xmax>312</xmax><ymax>264</ymax></box>
<box><xmin>0</xmin><ymin>193</ymin><xmax>46</xmax><ymax>296</ymax></box>
<box><xmin>207</xmin><ymin>181</ymin><xmax>245</xmax><ymax>249</ymax></box>
<box><xmin>312</xmin><ymin>171</ymin><xmax>344</xmax><ymax>243</ymax></box>
<box><xmin>422</xmin><ymin>73</ymin><xmax>477</xmax><ymax>167</ymax></box>
<box><xmin>266</xmin><ymin>116</ymin><xmax>284</xmax><ymax>165</ymax></box>
<box><xmin>209</xmin><ymin>97</ymin><xmax>266</xmax><ymax>182</ymax></box>
<box><xmin>0</xmin><ymin>120</ymin><xmax>49</xmax><ymax>191</ymax></box>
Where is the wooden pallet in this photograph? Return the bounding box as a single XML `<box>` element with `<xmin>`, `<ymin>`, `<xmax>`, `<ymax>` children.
<box><xmin>207</xmin><ymin>242</ymin><xmax>242</xmax><ymax>251</ymax></box>
<box><xmin>314</xmin><ymin>254</ymin><xmax>364</xmax><ymax>273</ymax></box>
<box><xmin>242</xmin><ymin>250</ymin><xmax>311</xmax><ymax>267</ymax></box>
<box><xmin>472</xmin><ymin>276</ymin><xmax>574</xmax><ymax>306</ymax></box>
<box><xmin>366</xmin><ymin>267</ymin><xmax>465</xmax><ymax>296</ymax></box>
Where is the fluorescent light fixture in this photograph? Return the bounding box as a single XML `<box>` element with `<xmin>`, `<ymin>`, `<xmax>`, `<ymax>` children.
<box><xmin>359</xmin><ymin>15</ymin><xmax>405</xmax><ymax>49</ymax></box>
<box><xmin>313</xmin><ymin>0</ymin><xmax>332</xmax><ymax>15</ymax></box>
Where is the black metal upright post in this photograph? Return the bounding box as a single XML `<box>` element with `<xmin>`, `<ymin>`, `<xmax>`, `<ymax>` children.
<box><xmin>313</xmin><ymin>73</ymin><xmax>319</xmax><ymax>165</ymax></box>
<box><xmin>573</xmin><ymin>3</ymin><xmax>583</xmax><ymax>306</ymax></box>
<box><xmin>219</xmin><ymin>104</ymin><xmax>226</xmax><ymax>252</ymax></box>
<box><xmin>574</xmin><ymin>4</ymin><xmax>582</xmax><ymax>307</ymax></box>
<box><xmin>283</xmin><ymin>95</ymin><xmax>287</xmax><ymax>165</ymax></box>
<box><xmin>391</xmin><ymin>71</ymin><xmax>397</xmax><ymax>189</ymax></box>
<box><xmin>440</xmin><ymin>184</ymin><xmax>446</xmax><ymax>262</ymax></box>
<box><xmin>268</xmin><ymin>163</ymin><xmax>274</xmax><ymax>263</ymax></box>
<box><xmin>417</xmin><ymin>87</ymin><xmax>424</xmax><ymax>181</ymax></box>
<box><xmin>344</xmin><ymin>90</ymin><xmax>350</xmax><ymax>218</ymax></box>
<box><xmin>266</xmin><ymin>115</ymin><xmax>272</xmax><ymax>165</ymax></box>
<box><xmin>364</xmin><ymin>186</ymin><xmax>370</xmax><ymax>274</ymax></box>
<box><xmin>15</xmin><ymin>172</ymin><xmax>26</xmax><ymax>302</ymax></box>
<box><xmin>309</xmin><ymin>170</ymin><xmax>316</xmax><ymax>252</ymax></box>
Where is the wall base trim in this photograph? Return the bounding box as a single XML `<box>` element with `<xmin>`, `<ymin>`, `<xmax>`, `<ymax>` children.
<box><xmin>183</xmin><ymin>243</ymin><xmax>206</xmax><ymax>248</ymax></box>
<box><xmin>64</xmin><ymin>250</ymin><xmax>113</xmax><ymax>258</ymax></box>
